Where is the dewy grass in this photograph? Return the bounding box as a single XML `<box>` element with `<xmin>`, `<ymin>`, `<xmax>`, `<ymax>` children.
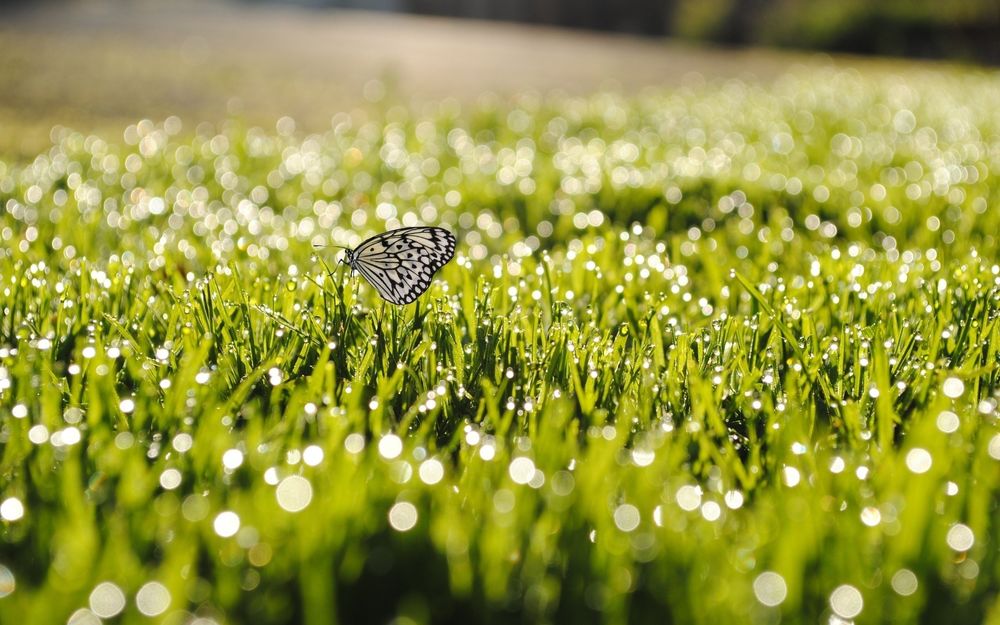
<box><xmin>1</xmin><ymin>67</ymin><xmax>999</xmax><ymax>624</ymax></box>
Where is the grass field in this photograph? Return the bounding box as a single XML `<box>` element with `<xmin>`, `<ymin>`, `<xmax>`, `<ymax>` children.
<box><xmin>1</xmin><ymin>64</ymin><xmax>1000</xmax><ymax>625</ymax></box>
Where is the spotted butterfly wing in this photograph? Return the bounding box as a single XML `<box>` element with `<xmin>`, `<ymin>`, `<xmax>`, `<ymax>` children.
<box><xmin>345</xmin><ymin>226</ymin><xmax>456</xmax><ymax>305</ymax></box>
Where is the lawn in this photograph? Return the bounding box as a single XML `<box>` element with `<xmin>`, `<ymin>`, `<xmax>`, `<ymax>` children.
<box><xmin>1</xmin><ymin>65</ymin><xmax>999</xmax><ymax>624</ymax></box>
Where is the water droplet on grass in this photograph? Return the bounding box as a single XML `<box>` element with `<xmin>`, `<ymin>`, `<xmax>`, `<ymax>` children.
<box><xmin>829</xmin><ymin>584</ymin><xmax>863</xmax><ymax>619</ymax></box>
<box><xmin>753</xmin><ymin>572</ymin><xmax>787</xmax><ymax>606</ymax></box>
<box><xmin>213</xmin><ymin>511</ymin><xmax>240</xmax><ymax>537</ymax></box>
<box><xmin>905</xmin><ymin>448</ymin><xmax>932</xmax><ymax>474</ymax></box>
<box><xmin>67</xmin><ymin>608</ymin><xmax>101</xmax><ymax>625</ymax></box>
<box><xmin>135</xmin><ymin>581</ymin><xmax>171</xmax><ymax>616</ymax></box>
<box><xmin>378</xmin><ymin>434</ymin><xmax>403</xmax><ymax>459</ymax></box>
<box><xmin>890</xmin><ymin>569</ymin><xmax>918</xmax><ymax>596</ymax></box>
<box><xmin>0</xmin><ymin>564</ymin><xmax>14</xmax><ymax>598</ymax></box>
<box><xmin>860</xmin><ymin>506</ymin><xmax>881</xmax><ymax>527</ymax></box>
<box><xmin>222</xmin><ymin>449</ymin><xmax>244</xmax><ymax>470</ymax></box>
<box><xmin>276</xmin><ymin>476</ymin><xmax>312</xmax><ymax>512</ymax></box>
<box><xmin>159</xmin><ymin>469</ymin><xmax>182</xmax><ymax>490</ymax></box>
<box><xmin>89</xmin><ymin>581</ymin><xmax>126</xmax><ymax>618</ymax></box>
<box><xmin>675</xmin><ymin>485</ymin><xmax>702</xmax><ymax>511</ymax></box>
<box><xmin>344</xmin><ymin>433</ymin><xmax>365</xmax><ymax>454</ymax></box>
<box><xmin>946</xmin><ymin>523</ymin><xmax>974</xmax><ymax>551</ymax></box>
<box><xmin>508</xmin><ymin>457</ymin><xmax>536</xmax><ymax>485</ymax></box>
<box><xmin>388</xmin><ymin>502</ymin><xmax>418</xmax><ymax>532</ymax></box>
<box><xmin>419</xmin><ymin>458</ymin><xmax>444</xmax><ymax>485</ymax></box>
<box><xmin>936</xmin><ymin>411</ymin><xmax>960</xmax><ymax>433</ymax></box>
<box><xmin>943</xmin><ymin>377</ymin><xmax>964</xmax><ymax>398</ymax></box>
<box><xmin>303</xmin><ymin>445</ymin><xmax>324</xmax><ymax>466</ymax></box>
<box><xmin>613</xmin><ymin>504</ymin><xmax>640</xmax><ymax>532</ymax></box>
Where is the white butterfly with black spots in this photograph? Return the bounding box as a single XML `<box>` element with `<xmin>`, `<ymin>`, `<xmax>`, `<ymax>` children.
<box><xmin>342</xmin><ymin>226</ymin><xmax>457</xmax><ymax>305</ymax></box>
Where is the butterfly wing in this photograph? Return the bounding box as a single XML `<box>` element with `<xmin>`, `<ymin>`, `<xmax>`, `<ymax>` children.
<box><xmin>349</xmin><ymin>227</ymin><xmax>457</xmax><ymax>305</ymax></box>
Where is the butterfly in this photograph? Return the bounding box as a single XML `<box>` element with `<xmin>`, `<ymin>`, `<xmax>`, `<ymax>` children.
<box><xmin>341</xmin><ymin>226</ymin><xmax>457</xmax><ymax>305</ymax></box>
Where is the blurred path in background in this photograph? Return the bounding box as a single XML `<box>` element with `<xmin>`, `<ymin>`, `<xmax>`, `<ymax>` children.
<box><xmin>0</xmin><ymin>2</ymin><xmax>932</xmax><ymax>155</ymax></box>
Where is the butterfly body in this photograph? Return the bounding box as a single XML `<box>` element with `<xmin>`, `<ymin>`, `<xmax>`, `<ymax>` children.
<box><xmin>343</xmin><ymin>226</ymin><xmax>457</xmax><ymax>305</ymax></box>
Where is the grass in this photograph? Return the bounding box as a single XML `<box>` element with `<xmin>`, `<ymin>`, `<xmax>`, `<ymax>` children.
<box><xmin>1</xmin><ymin>66</ymin><xmax>999</xmax><ymax>625</ymax></box>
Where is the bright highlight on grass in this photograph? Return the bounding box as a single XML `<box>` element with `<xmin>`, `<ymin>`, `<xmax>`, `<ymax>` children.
<box><xmin>344</xmin><ymin>433</ymin><xmax>366</xmax><ymax>454</ymax></box>
<box><xmin>0</xmin><ymin>565</ymin><xmax>15</xmax><ymax>599</ymax></box>
<box><xmin>943</xmin><ymin>377</ymin><xmax>965</xmax><ymax>398</ymax></box>
<box><xmin>0</xmin><ymin>497</ymin><xmax>24</xmax><ymax>522</ymax></box>
<box><xmin>613</xmin><ymin>504</ymin><xmax>640</xmax><ymax>532</ymax></box>
<box><xmin>378</xmin><ymin>434</ymin><xmax>403</xmax><ymax>460</ymax></box>
<box><xmin>508</xmin><ymin>457</ymin><xmax>536</xmax><ymax>485</ymax></box>
<box><xmin>388</xmin><ymin>502</ymin><xmax>419</xmax><ymax>532</ymax></box>
<box><xmin>905</xmin><ymin>448</ymin><xmax>933</xmax><ymax>474</ymax></box>
<box><xmin>213</xmin><ymin>511</ymin><xmax>241</xmax><ymax>537</ymax></box>
<box><xmin>946</xmin><ymin>523</ymin><xmax>975</xmax><ymax>551</ymax></box>
<box><xmin>829</xmin><ymin>584</ymin><xmax>864</xmax><ymax>619</ymax></box>
<box><xmin>275</xmin><ymin>476</ymin><xmax>313</xmax><ymax>512</ymax></box>
<box><xmin>753</xmin><ymin>572</ymin><xmax>787</xmax><ymax>607</ymax></box>
<box><xmin>222</xmin><ymin>448</ymin><xmax>245</xmax><ymax>470</ymax></box>
<box><xmin>891</xmin><ymin>569</ymin><xmax>919</xmax><ymax>596</ymax></box>
<box><xmin>302</xmin><ymin>445</ymin><xmax>325</xmax><ymax>466</ymax></box>
<box><xmin>67</xmin><ymin>608</ymin><xmax>101</xmax><ymax>625</ymax></box>
<box><xmin>418</xmin><ymin>458</ymin><xmax>445</xmax><ymax>484</ymax></box>
<box><xmin>675</xmin><ymin>485</ymin><xmax>702</xmax><ymax>511</ymax></box>
<box><xmin>990</xmin><ymin>434</ymin><xmax>1000</xmax><ymax>460</ymax></box>
<box><xmin>88</xmin><ymin>582</ymin><xmax>126</xmax><ymax>619</ymax></box>
<box><xmin>860</xmin><ymin>506</ymin><xmax>881</xmax><ymax>527</ymax></box>
<box><xmin>135</xmin><ymin>581</ymin><xmax>171</xmax><ymax>617</ymax></box>
<box><xmin>172</xmin><ymin>433</ymin><xmax>194</xmax><ymax>453</ymax></box>
<box><xmin>936</xmin><ymin>410</ymin><xmax>960</xmax><ymax>433</ymax></box>
<box><xmin>159</xmin><ymin>468</ymin><xmax>182</xmax><ymax>490</ymax></box>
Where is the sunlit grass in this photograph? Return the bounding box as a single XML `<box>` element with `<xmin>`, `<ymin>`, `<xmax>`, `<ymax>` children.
<box><xmin>1</xmin><ymin>67</ymin><xmax>999</xmax><ymax>624</ymax></box>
